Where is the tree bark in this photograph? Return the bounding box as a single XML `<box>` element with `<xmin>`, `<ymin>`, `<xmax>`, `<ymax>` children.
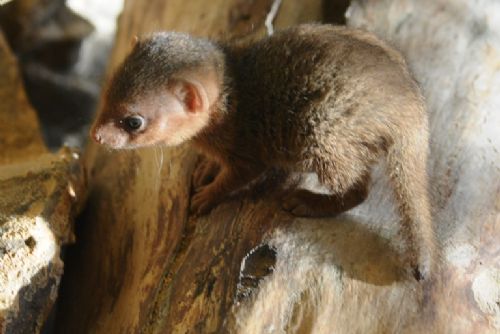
<box><xmin>56</xmin><ymin>0</ymin><xmax>500</xmax><ymax>333</ymax></box>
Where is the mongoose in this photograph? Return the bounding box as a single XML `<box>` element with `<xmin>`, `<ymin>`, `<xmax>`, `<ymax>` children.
<box><xmin>91</xmin><ymin>24</ymin><xmax>435</xmax><ymax>280</ymax></box>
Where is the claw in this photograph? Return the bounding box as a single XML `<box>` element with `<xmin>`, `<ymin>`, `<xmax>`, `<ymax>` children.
<box><xmin>192</xmin><ymin>158</ymin><xmax>220</xmax><ymax>191</ymax></box>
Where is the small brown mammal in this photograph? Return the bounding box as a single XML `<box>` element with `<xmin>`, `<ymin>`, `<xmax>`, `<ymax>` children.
<box><xmin>91</xmin><ymin>24</ymin><xmax>435</xmax><ymax>280</ymax></box>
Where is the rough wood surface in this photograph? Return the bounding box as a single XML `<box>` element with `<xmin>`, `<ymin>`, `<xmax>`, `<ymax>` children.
<box><xmin>56</xmin><ymin>0</ymin><xmax>499</xmax><ymax>333</ymax></box>
<box><xmin>0</xmin><ymin>29</ymin><xmax>86</xmax><ymax>334</ymax></box>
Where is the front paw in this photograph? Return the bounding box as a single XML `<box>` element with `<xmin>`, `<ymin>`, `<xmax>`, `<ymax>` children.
<box><xmin>192</xmin><ymin>158</ymin><xmax>220</xmax><ymax>190</ymax></box>
<box><xmin>190</xmin><ymin>185</ymin><xmax>219</xmax><ymax>215</ymax></box>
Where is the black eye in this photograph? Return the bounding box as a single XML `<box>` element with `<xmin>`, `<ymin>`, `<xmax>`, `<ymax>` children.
<box><xmin>122</xmin><ymin>115</ymin><xmax>144</xmax><ymax>131</ymax></box>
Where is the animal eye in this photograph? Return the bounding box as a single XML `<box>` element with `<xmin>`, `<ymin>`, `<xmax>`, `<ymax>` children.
<box><xmin>122</xmin><ymin>115</ymin><xmax>144</xmax><ymax>131</ymax></box>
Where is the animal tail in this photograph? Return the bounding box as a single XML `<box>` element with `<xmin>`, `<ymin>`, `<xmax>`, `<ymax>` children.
<box><xmin>386</xmin><ymin>114</ymin><xmax>437</xmax><ymax>281</ymax></box>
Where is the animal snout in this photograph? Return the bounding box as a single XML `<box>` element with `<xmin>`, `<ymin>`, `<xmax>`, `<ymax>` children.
<box><xmin>89</xmin><ymin>125</ymin><xmax>126</xmax><ymax>149</ymax></box>
<box><xmin>94</xmin><ymin>133</ymin><xmax>103</xmax><ymax>143</ymax></box>
<box><xmin>91</xmin><ymin>128</ymin><xmax>103</xmax><ymax>144</ymax></box>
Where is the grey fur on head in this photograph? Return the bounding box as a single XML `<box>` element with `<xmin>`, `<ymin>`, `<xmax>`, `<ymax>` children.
<box><xmin>107</xmin><ymin>32</ymin><xmax>222</xmax><ymax>102</ymax></box>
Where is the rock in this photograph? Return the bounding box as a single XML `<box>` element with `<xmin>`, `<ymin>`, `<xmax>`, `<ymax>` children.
<box><xmin>0</xmin><ymin>29</ymin><xmax>85</xmax><ymax>334</ymax></box>
<box><xmin>0</xmin><ymin>149</ymin><xmax>84</xmax><ymax>334</ymax></box>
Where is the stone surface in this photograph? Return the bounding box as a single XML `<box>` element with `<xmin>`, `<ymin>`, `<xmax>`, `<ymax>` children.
<box><xmin>0</xmin><ymin>149</ymin><xmax>84</xmax><ymax>334</ymax></box>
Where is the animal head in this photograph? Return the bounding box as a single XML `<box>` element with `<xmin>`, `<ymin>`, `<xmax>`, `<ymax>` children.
<box><xmin>90</xmin><ymin>32</ymin><xmax>224</xmax><ymax>149</ymax></box>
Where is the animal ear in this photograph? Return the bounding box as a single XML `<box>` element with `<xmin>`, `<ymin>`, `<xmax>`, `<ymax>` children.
<box><xmin>177</xmin><ymin>80</ymin><xmax>209</xmax><ymax>114</ymax></box>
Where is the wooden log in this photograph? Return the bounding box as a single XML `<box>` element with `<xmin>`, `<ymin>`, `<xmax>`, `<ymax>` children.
<box><xmin>0</xmin><ymin>30</ymin><xmax>85</xmax><ymax>334</ymax></box>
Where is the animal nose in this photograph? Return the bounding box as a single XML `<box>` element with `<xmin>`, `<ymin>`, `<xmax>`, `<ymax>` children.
<box><xmin>92</xmin><ymin>130</ymin><xmax>103</xmax><ymax>144</ymax></box>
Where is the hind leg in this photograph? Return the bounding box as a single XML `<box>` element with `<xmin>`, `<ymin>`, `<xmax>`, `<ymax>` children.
<box><xmin>282</xmin><ymin>173</ymin><xmax>370</xmax><ymax>217</ymax></box>
<box><xmin>282</xmin><ymin>132</ymin><xmax>379</xmax><ymax>218</ymax></box>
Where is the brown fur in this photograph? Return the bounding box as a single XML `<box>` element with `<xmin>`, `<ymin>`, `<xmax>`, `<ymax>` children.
<box><xmin>91</xmin><ymin>24</ymin><xmax>436</xmax><ymax>279</ymax></box>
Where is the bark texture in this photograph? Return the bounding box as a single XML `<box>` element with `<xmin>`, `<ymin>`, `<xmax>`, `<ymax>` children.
<box><xmin>56</xmin><ymin>0</ymin><xmax>499</xmax><ymax>333</ymax></box>
<box><xmin>0</xmin><ymin>30</ymin><xmax>86</xmax><ymax>334</ymax></box>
